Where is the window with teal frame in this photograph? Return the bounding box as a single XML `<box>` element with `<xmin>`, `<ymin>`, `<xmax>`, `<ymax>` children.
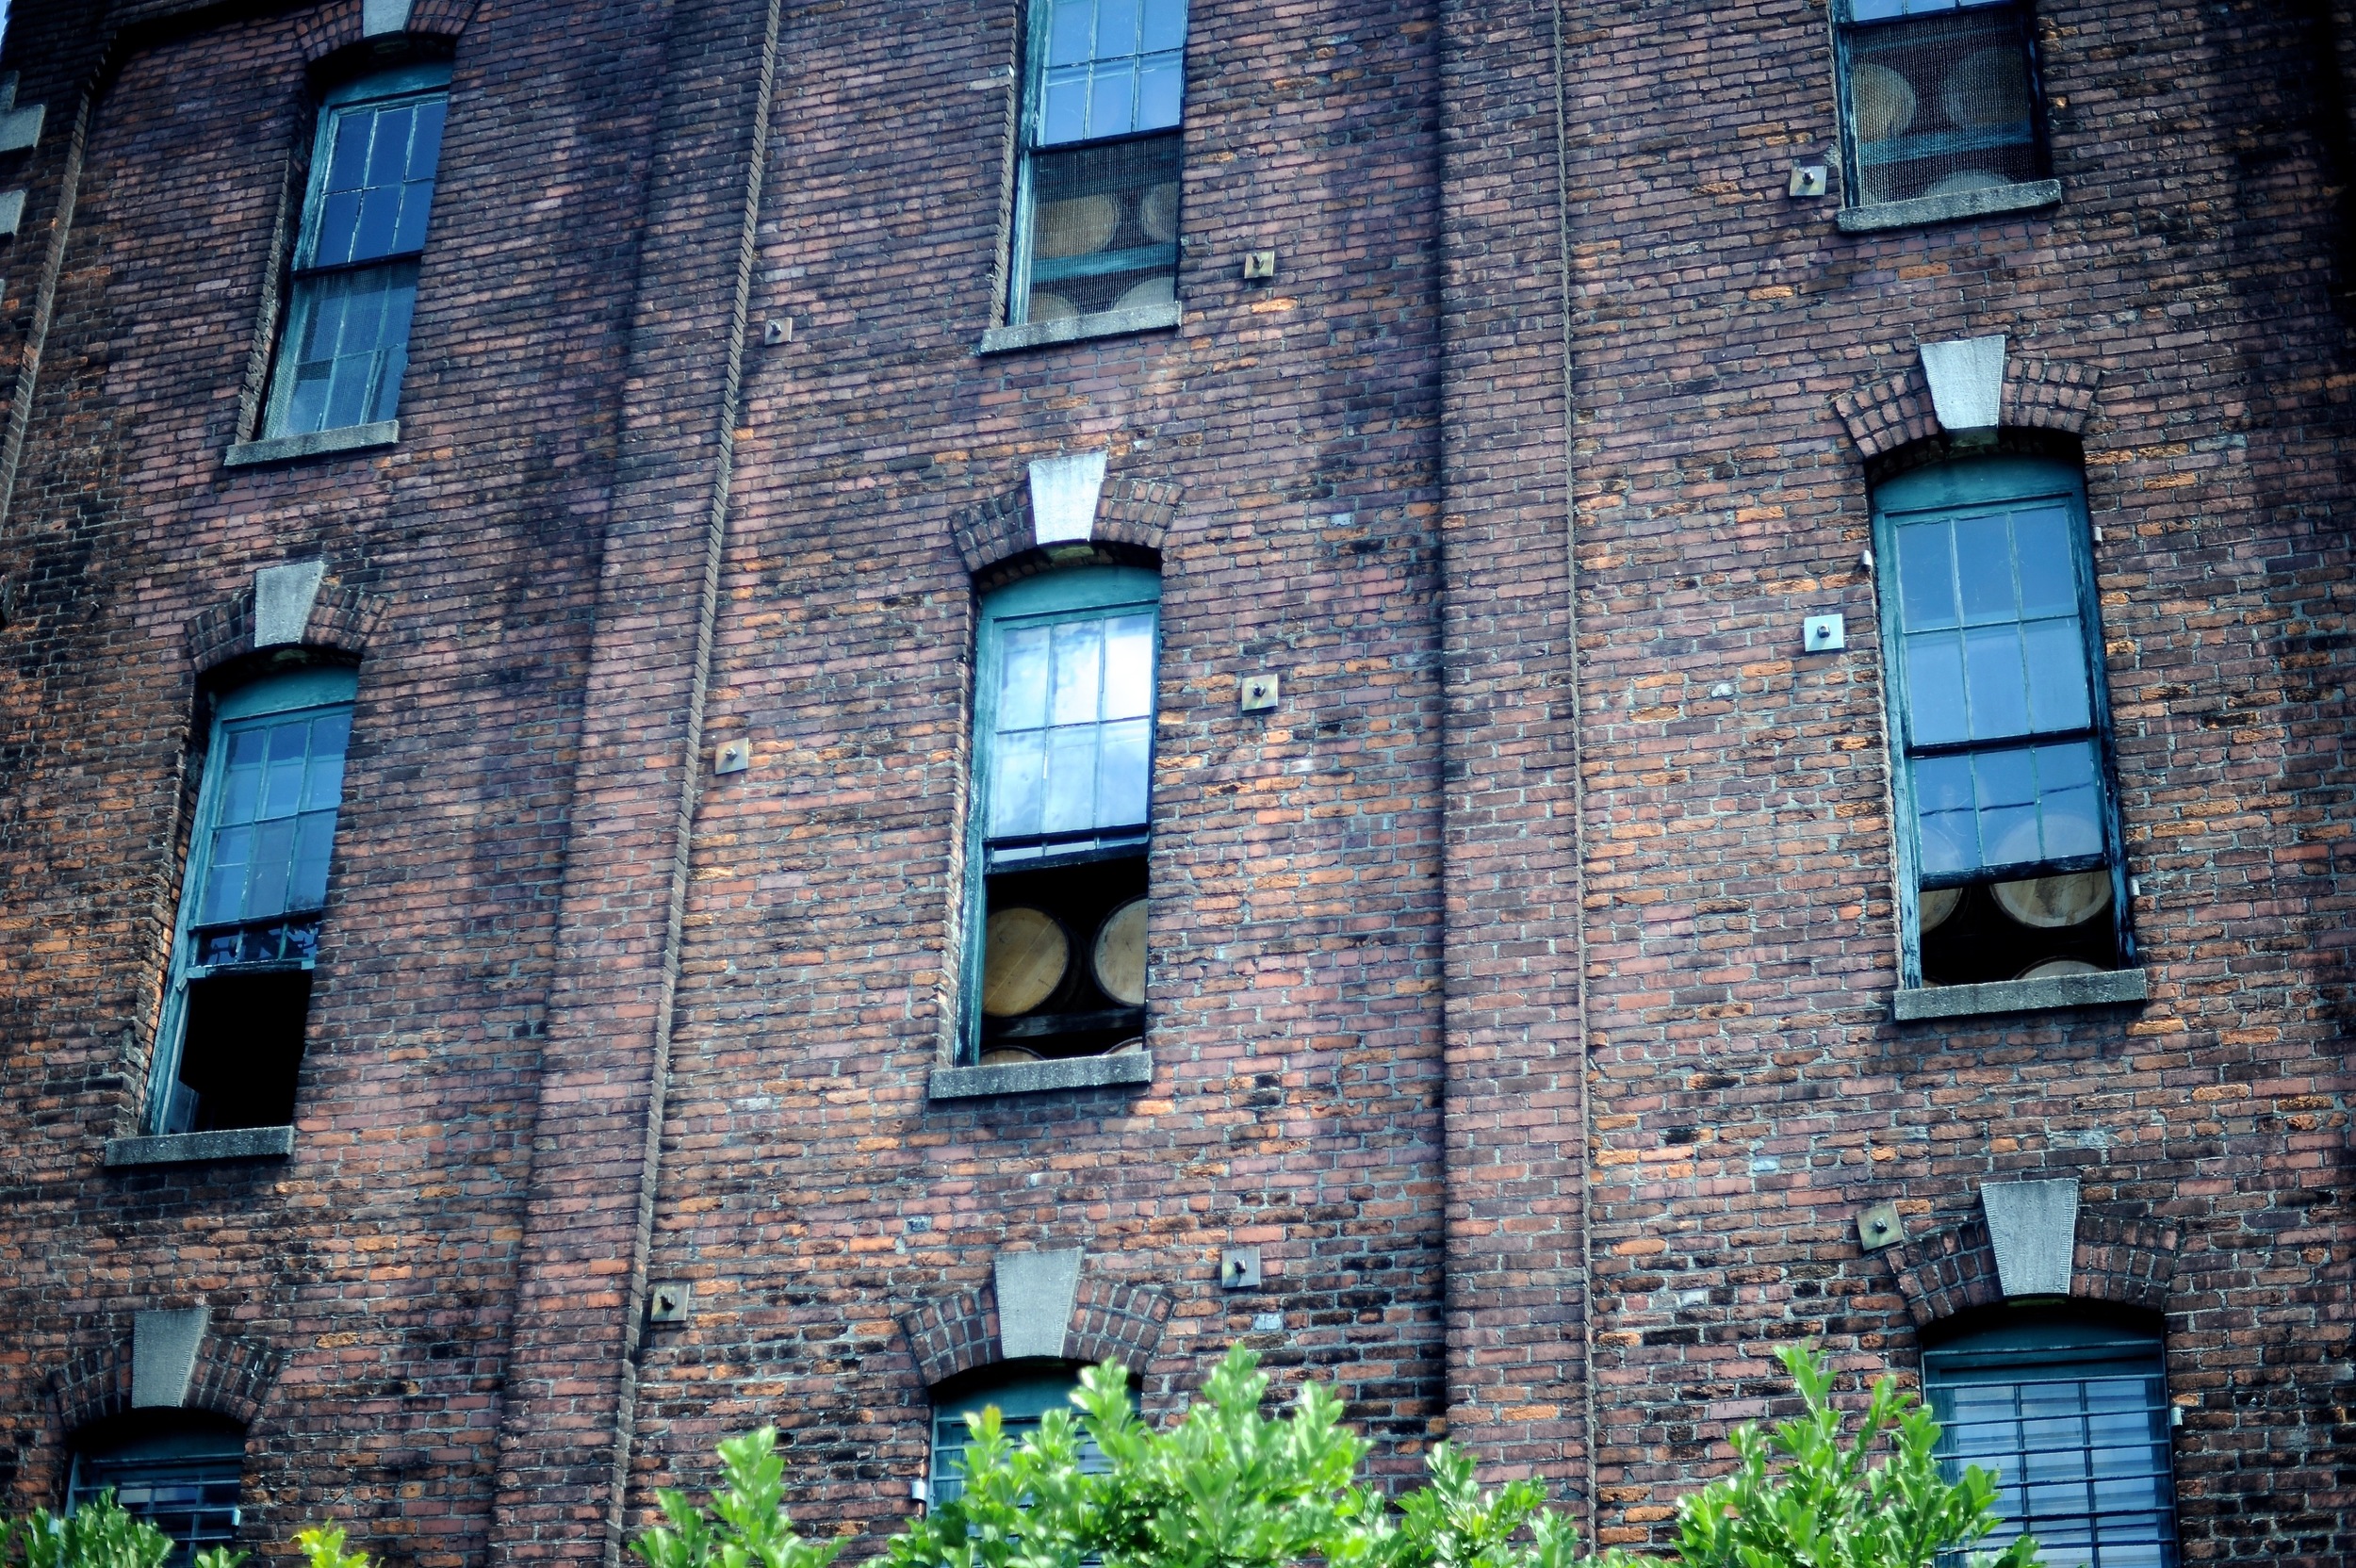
<box><xmin>1836</xmin><ymin>0</ymin><xmax>2048</xmax><ymax>212</ymax></box>
<box><xmin>1007</xmin><ymin>0</ymin><xmax>1187</xmax><ymax>327</ymax></box>
<box><xmin>928</xmin><ymin>1368</ymin><xmax>1108</xmax><ymax>1508</ymax></box>
<box><xmin>1873</xmin><ymin>455</ymin><xmax>2130</xmax><ymax>989</ymax></box>
<box><xmin>1922</xmin><ymin>1314</ymin><xmax>2179</xmax><ymax>1568</ymax></box>
<box><xmin>68</xmin><ymin>1417</ymin><xmax>248</xmax><ymax>1568</ymax></box>
<box><xmin>963</xmin><ymin>566</ymin><xmax>1159</xmax><ymax>1064</ymax></box>
<box><xmin>262</xmin><ymin>64</ymin><xmax>451</xmax><ymax>437</ymax></box>
<box><xmin>146</xmin><ymin>666</ymin><xmax>360</xmax><ymax>1135</ymax></box>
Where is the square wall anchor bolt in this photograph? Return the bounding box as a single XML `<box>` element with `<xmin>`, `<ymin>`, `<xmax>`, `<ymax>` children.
<box><xmin>1857</xmin><ymin>1202</ymin><xmax>1905</xmax><ymax>1252</ymax></box>
<box><xmin>1219</xmin><ymin>1246</ymin><xmax>1262</xmax><ymax>1290</ymax></box>
<box><xmin>1803</xmin><ymin>613</ymin><xmax>1846</xmax><ymax>653</ymax></box>
<box><xmin>713</xmin><ymin>740</ymin><xmax>751</xmax><ymax>775</ymax></box>
<box><xmin>1240</xmin><ymin>673</ymin><xmax>1280</xmax><ymax>713</ymax></box>
<box><xmin>1788</xmin><ymin>164</ymin><xmax>1828</xmax><ymax>198</ymax></box>
<box><xmin>762</xmin><ymin>318</ymin><xmax>793</xmax><ymax>345</ymax></box>
<box><xmin>1242</xmin><ymin>250</ymin><xmax>1277</xmax><ymax>281</ymax></box>
<box><xmin>647</xmin><ymin>1281</ymin><xmax>692</xmax><ymax>1323</ymax></box>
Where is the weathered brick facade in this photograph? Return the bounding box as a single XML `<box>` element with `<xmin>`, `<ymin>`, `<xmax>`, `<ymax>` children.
<box><xmin>0</xmin><ymin>4</ymin><xmax>2347</xmax><ymax>1568</ymax></box>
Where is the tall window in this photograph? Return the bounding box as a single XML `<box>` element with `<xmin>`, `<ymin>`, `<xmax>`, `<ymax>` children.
<box><xmin>147</xmin><ymin>668</ymin><xmax>359</xmax><ymax>1135</ymax></box>
<box><xmin>69</xmin><ymin>1417</ymin><xmax>247</xmax><ymax>1568</ymax></box>
<box><xmin>1873</xmin><ymin>456</ymin><xmax>2128</xmax><ymax>988</ymax></box>
<box><xmin>964</xmin><ymin>567</ymin><xmax>1158</xmax><ymax>1064</ymax></box>
<box><xmin>263</xmin><ymin>64</ymin><xmax>450</xmax><ymax>437</ymax></box>
<box><xmin>929</xmin><ymin>1369</ymin><xmax>1105</xmax><ymax>1508</ymax></box>
<box><xmin>1836</xmin><ymin>0</ymin><xmax>2047</xmax><ymax>212</ymax></box>
<box><xmin>1922</xmin><ymin>1315</ymin><xmax>2179</xmax><ymax>1568</ymax></box>
<box><xmin>1008</xmin><ymin>0</ymin><xmax>1187</xmax><ymax>327</ymax></box>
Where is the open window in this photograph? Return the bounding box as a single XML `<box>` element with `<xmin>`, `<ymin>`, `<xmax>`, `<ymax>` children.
<box><xmin>962</xmin><ymin>567</ymin><xmax>1158</xmax><ymax>1066</ymax></box>
<box><xmin>146</xmin><ymin>667</ymin><xmax>359</xmax><ymax>1135</ymax></box>
<box><xmin>928</xmin><ymin>1366</ymin><xmax>1107</xmax><ymax>1508</ymax></box>
<box><xmin>68</xmin><ymin>1415</ymin><xmax>246</xmax><ymax>1568</ymax></box>
<box><xmin>1006</xmin><ymin>0</ymin><xmax>1188</xmax><ymax>329</ymax></box>
<box><xmin>1873</xmin><ymin>454</ymin><xmax>2131</xmax><ymax>989</ymax></box>
<box><xmin>261</xmin><ymin>63</ymin><xmax>450</xmax><ymax>437</ymax></box>
<box><xmin>1922</xmin><ymin>1312</ymin><xmax>2179</xmax><ymax>1567</ymax></box>
<box><xmin>1835</xmin><ymin>0</ymin><xmax>2048</xmax><ymax>214</ymax></box>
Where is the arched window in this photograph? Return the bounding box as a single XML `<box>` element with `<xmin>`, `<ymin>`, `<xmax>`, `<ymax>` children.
<box><xmin>962</xmin><ymin>567</ymin><xmax>1159</xmax><ymax>1064</ymax></box>
<box><xmin>927</xmin><ymin>1366</ymin><xmax>1106</xmax><ymax>1508</ymax></box>
<box><xmin>147</xmin><ymin>666</ymin><xmax>360</xmax><ymax>1135</ymax></box>
<box><xmin>1922</xmin><ymin>1313</ymin><xmax>2178</xmax><ymax>1567</ymax></box>
<box><xmin>262</xmin><ymin>63</ymin><xmax>451</xmax><ymax>438</ymax></box>
<box><xmin>1872</xmin><ymin>454</ymin><xmax>2129</xmax><ymax>989</ymax></box>
<box><xmin>67</xmin><ymin>1415</ymin><xmax>246</xmax><ymax>1568</ymax></box>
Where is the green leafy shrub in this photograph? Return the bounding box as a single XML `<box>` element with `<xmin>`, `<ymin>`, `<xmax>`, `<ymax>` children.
<box><xmin>630</xmin><ymin>1428</ymin><xmax>846</xmax><ymax>1568</ymax></box>
<box><xmin>4</xmin><ymin>1494</ymin><xmax>172</xmax><ymax>1568</ymax></box>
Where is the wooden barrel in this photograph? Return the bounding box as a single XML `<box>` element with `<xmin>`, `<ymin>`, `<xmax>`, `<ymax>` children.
<box><xmin>1090</xmin><ymin>897</ymin><xmax>1148</xmax><ymax>1006</ymax></box>
<box><xmin>2016</xmin><ymin>956</ymin><xmax>2102</xmax><ymax>980</ymax></box>
<box><xmin>982</xmin><ymin>906</ymin><xmax>1069</xmax><ymax>1017</ymax></box>
<box><xmin>980</xmin><ymin>1045</ymin><xmax>1043</xmax><ymax>1066</ymax></box>
<box><xmin>1919</xmin><ymin>886</ymin><xmax>1962</xmax><ymax>934</ymax></box>
<box><xmin>1991</xmin><ymin>872</ymin><xmax>2111</xmax><ymax>929</ymax></box>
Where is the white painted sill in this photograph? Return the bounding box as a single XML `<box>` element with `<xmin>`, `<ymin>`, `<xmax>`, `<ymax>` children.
<box><xmin>928</xmin><ymin>1051</ymin><xmax>1153</xmax><ymax>1100</ymax></box>
<box><xmin>1890</xmin><ymin>967</ymin><xmax>2148</xmax><ymax>1022</ymax></box>
<box><xmin>976</xmin><ymin>302</ymin><xmax>1181</xmax><ymax>355</ymax></box>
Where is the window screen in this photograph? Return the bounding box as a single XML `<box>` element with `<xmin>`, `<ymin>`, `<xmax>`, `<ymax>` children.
<box><xmin>1013</xmin><ymin>0</ymin><xmax>1187</xmax><ymax>326</ymax></box>
<box><xmin>264</xmin><ymin>66</ymin><xmax>450</xmax><ymax>436</ymax></box>
<box><xmin>69</xmin><ymin>1424</ymin><xmax>246</xmax><ymax>1568</ymax></box>
<box><xmin>1838</xmin><ymin>0</ymin><xmax>2045</xmax><ymax>210</ymax></box>
<box><xmin>1923</xmin><ymin>1318</ymin><xmax>2178</xmax><ymax>1568</ymax></box>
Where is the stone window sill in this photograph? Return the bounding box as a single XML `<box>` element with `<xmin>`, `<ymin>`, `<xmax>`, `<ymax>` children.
<box><xmin>223</xmin><ymin>420</ymin><xmax>400</xmax><ymax>468</ymax></box>
<box><xmin>928</xmin><ymin>1050</ymin><xmax>1153</xmax><ymax>1100</ymax></box>
<box><xmin>104</xmin><ymin>1125</ymin><xmax>295</xmax><ymax>1167</ymax></box>
<box><xmin>1890</xmin><ymin>967</ymin><xmax>2147</xmax><ymax>1022</ymax></box>
<box><xmin>976</xmin><ymin>302</ymin><xmax>1181</xmax><ymax>355</ymax></box>
<box><xmin>1837</xmin><ymin>179</ymin><xmax>2062</xmax><ymax>235</ymax></box>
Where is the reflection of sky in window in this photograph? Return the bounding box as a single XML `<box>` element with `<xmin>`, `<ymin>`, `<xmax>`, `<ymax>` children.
<box><xmin>1897</xmin><ymin>505</ymin><xmax>2088</xmax><ymax>747</ymax></box>
<box><xmin>990</xmin><ymin>610</ymin><xmax>1155</xmax><ymax>840</ymax></box>
<box><xmin>1039</xmin><ymin>0</ymin><xmax>1186</xmax><ymax>144</ymax></box>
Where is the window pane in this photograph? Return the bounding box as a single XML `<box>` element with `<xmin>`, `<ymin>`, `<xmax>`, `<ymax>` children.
<box><xmin>407</xmin><ymin>98</ymin><xmax>449</xmax><ymax>179</ymax></box>
<box><xmin>1140</xmin><ymin>0</ymin><xmax>1186</xmax><ymax>52</ymax></box>
<box><xmin>990</xmin><ymin>730</ymin><xmax>1047</xmax><ymax>840</ymax></box>
<box><xmin>366</xmin><ymin>104</ymin><xmax>413</xmax><ymax>187</ymax></box>
<box><xmin>1905</xmin><ymin>633</ymin><xmax>1969</xmax><ymax>746</ymax></box>
<box><xmin>315</xmin><ymin>190</ymin><xmax>364</xmax><ymax>269</ymax></box>
<box><xmin>326</xmin><ymin>107</ymin><xmax>372</xmax><ymax>194</ymax></box>
<box><xmin>998</xmin><ymin>625</ymin><xmax>1052</xmax><ymax>731</ymax></box>
<box><xmin>1895</xmin><ymin>519</ymin><xmax>1957</xmax><ymax>630</ymax></box>
<box><xmin>1089</xmin><ymin>62</ymin><xmax>1138</xmax><ymax>139</ymax></box>
<box><xmin>1954</xmin><ymin>513</ymin><xmax>2017</xmax><ymax>623</ymax></box>
<box><xmin>1041</xmin><ymin>71</ymin><xmax>1089</xmax><ymax>143</ymax></box>
<box><xmin>1097</xmin><ymin>717</ymin><xmax>1151</xmax><ymax>826</ymax></box>
<box><xmin>1096</xmin><ymin>0</ymin><xmax>1138</xmax><ymax>58</ymax></box>
<box><xmin>1048</xmin><ymin>0</ymin><xmax>1095</xmax><ymax>67</ymax></box>
<box><xmin>289</xmin><ymin>810</ymin><xmax>338</xmax><ymax>910</ymax></box>
<box><xmin>303</xmin><ymin>712</ymin><xmax>353</xmax><ymax>808</ymax></box>
<box><xmin>1103</xmin><ymin>613</ymin><xmax>1155</xmax><ymax>717</ymax></box>
<box><xmin>268</xmin><ymin>261</ymin><xmax>420</xmax><ymax>436</ymax></box>
<box><xmin>1962</xmin><ymin>623</ymin><xmax>2029</xmax><ymax>739</ymax></box>
<box><xmin>2036</xmin><ymin>740</ymin><xmax>2103</xmax><ymax>858</ymax></box>
<box><xmin>2012</xmin><ymin>505</ymin><xmax>2076</xmax><ymax>616</ymax></box>
<box><xmin>1041</xmin><ymin>725</ymin><xmax>1099</xmax><ymax>834</ymax></box>
<box><xmin>263</xmin><ymin>722</ymin><xmax>311</xmax><ymax>816</ymax></box>
<box><xmin>2021</xmin><ymin>616</ymin><xmax>2090</xmax><ymax>731</ymax></box>
<box><xmin>1049</xmin><ymin>620</ymin><xmax>1104</xmax><ymax>726</ymax></box>
<box><xmin>1137</xmin><ymin>56</ymin><xmax>1184</xmax><ymax>130</ymax></box>
<box><xmin>1913</xmin><ymin>754</ymin><xmax>1976</xmax><ymax>875</ymax></box>
<box><xmin>244</xmin><ymin>818</ymin><xmax>297</xmax><ymax>917</ymax></box>
<box><xmin>199</xmin><ymin>827</ymin><xmax>254</xmax><ymax>925</ymax></box>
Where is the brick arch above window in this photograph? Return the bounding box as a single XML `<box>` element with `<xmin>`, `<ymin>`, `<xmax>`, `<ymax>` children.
<box><xmin>953</xmin><ymin>472</ymin><xmax>1180</xmax><ymax>580</ymax></box>
<box><xmin>1832</xmin><ymin>355</ymin><xmax>2103</xmax><ymax>461</ymax></box>
<box><xmin>46</xmin><ymin>1320</ymin><xmax>286</xmax><ymax>1437</ymax></box>
<box><xmin>185</xmin><ymin>572</ymin><xmax>389</xmax><ymax>678</ymax></box>
<box><xmin>292</xmin><ymin>0</ymin><xmax>482</xmax><ymax>68</ymax></box>
<box><xmin>897</xmin><ymin>1274</ymin><xmax>1172</xmax><ymax>1388</ymax></box>
<box><xmin>1880</xmin><ymin>1211</ymin><xmax>2179</xmax><ymax>1329</ymax></box>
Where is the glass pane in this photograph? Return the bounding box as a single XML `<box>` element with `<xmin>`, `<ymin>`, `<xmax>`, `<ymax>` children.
<box><xmin>2012</xmin><ymin>506</ymin><xmax>2076</xmax><ymax>615</ymax></box>
<box><xmin>1097</xmin><ymin>717</ymin><xmax>1150</xmax><ymax>826</ymax></box>
<box><xmin>2036</xmin><ymin>741</ymin><xmax>2102</xmax><ymax>858</ymax></box>
<box><xmin>1137</xmin><ymin>55</ymin><xmax>1184</xmax><ymax>129</ymax></box>
<box><xmin>1049</xmin><ymin>620</ymin><xmax>1104</xmax><ymax>725</ymax></box>
<box><xmin>1895</xmin><ymin>519</ymin><xmax>1957</xmax><ymax>630</ymax></box>
<box><xmin>1962</xmin><ymin>623</ymin><xmax>2029</xmax><ymax>738</ymax></box>
<box><xmin>1096</xmin><ymin>0</ymin><xmax>1138</xmax><ymax>58</ymax></box>
<box><xmin>1954</xmin><ymin>513</ymin><xmax>2017</xmax><ymax>622</ymax></box>
<box><xmin>352</xmin><ymin>184</ymin><xmax>404</xmax><ymax>264</ymax></box>
<box><xmin>1089</xmin><ymin>63</ymin><xmax>1137</xmax><ymax>138</ymax></box>
<box><xmin>1913</xmin><ymin>754</ymin><xmax>1975</xmax><ymax>875</ymax></box>
<box><xmin>1048</xmin><ymin>0</ymin><xmax>1095</xmax><ymax>67</ymax></box>
<box><xmin>1905</xmin><ymin>633</ymin><xmax>1969</xmax><ymax>746</ymax></box>
<box><xmin>1102</xmin><ymin>613</ymin><xmax>1155</xmax><ymax>717</ymax></box>
<box><xmin>1140</xmin><ymin>0</ymin><xmax>1186</xmax><ymax>52</ymax></box>
<box><xmin>269</xmin><ymin>263</ymin><xmax>418</xmax><ymax>436</ymax></box>
<box><xmin>327</xmin><ymin>107</ymin><xmax>372</xmax><ymax>192</ymax></box>
<box><xmin>1041</xmin><ymin>725</ymin><xmax>1098</xmax><ymax>834</ymax></box>
<box><xmin>200</xmin><ymin>826</ymin><xmax>254</xmax><ymax>924</ymax></box>
<box><xmin>1041</xmin><ymin>72</ymin><xmax>1089</xmax><ymax>143</ymax></box>
<box><xmin>990</xmin><ymin>730</ymin><xmax>1046</xmax><ymax>840</ymax></box>
<box><xmin>289</xmin><ymin>810</ymin><xmax>337</xmax><ymax>909</ymax></box>
<box><xmin>998</xmin><ymin>625</ymin><xmax>1052</xmax><ymax>731</ymax></box>
<box><xmin>303</xmin><ymin>712</ymin><xmax>354</xmax><ymax>808</ymax></box>
<box><xmin>2021</xmin><ymin>617</ymin><xmax>2090</xmax><ymax>731</ymax></box>
<box><xmin>263</xmin><ymin>722</ymin><xmax>311</xmax><ymax>816</ymax></box>
<box><xmin>366</xmin><ymin>105</ymin><xmax>412</xmax><ymax>187</ymax></box>
<box><xmin>316</xmin><ymin>191</ymin><xmax>363</xmax><ymax>268</ymax></box>
<box><xmin>245</xmin><ymin>818</ymin><xmax>297</xmax><ymax>916</ymax></box>
<box><xmin>408</xmin><ymin>98</ymin><xmax>448</xmax><ymax>179</ymax></box>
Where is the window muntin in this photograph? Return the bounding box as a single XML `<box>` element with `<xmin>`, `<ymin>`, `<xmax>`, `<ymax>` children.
<box><xmin>1011</xmin><ymin>0</ymin><xmax>1187</xmax><ymax>327</ymax></box>
<box><xmin>263</xmin><ymin>66</ymin><xmax>450</xmax><ymax>437</ymax></box>
<box><xmin>69</xmin><ymin>1421</ymin><xmax>246</xmax><ymax>1568</ymax></box>
<box><xmin>964</xmin><ymin>568</ymin><xmax>1159</xmax><ymax>1064</ymax></box>
<box><xmin>1923</xmin><ymin>1317</ymin><xmax>2178</xmax><ymax>1568</ymax></box>
<box><xmin>1874</xmin><ymin>457</ymin><xmax>2128</xmax><ymax>988</ymax></box>
<box><xmin>1836</xmin><ymin>0</ymin><xmax>2046</xmax><ymax>212</ymax></box>
<box><xmin>147</xmin><ymin>667</ymin><xmax>359</xmax><ymax>1135</ymax></box>
<box><xmin>929</xmin><ymin>1370</ymin><xmax>1108</xmax><ymax>1509</ymax></box>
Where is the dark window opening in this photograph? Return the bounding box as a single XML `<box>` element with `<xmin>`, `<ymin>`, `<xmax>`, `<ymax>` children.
<box><xmin>980</xmin><ymin>848</ymin><xmax>1147</xmax><ymax>1063</ymax></box>
<box><xmin>69</xmin><ymin>1418</ymin><xmax>245</xmax><ymax>1568</ymax></box>
<box><xmin>164</xmin><ymin>969</ymin><xmax>313</xmax><ymax>1134</ymax></box>
<box><xmin>1837</xmin><ymin>0</ymin><xmax>2047</xmax><ymax>211</ymax></box>
<box><xmin>928</xmin><ymin>1365</ymin><xmax>1107</xmax><ymax>1509</ymax></box>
